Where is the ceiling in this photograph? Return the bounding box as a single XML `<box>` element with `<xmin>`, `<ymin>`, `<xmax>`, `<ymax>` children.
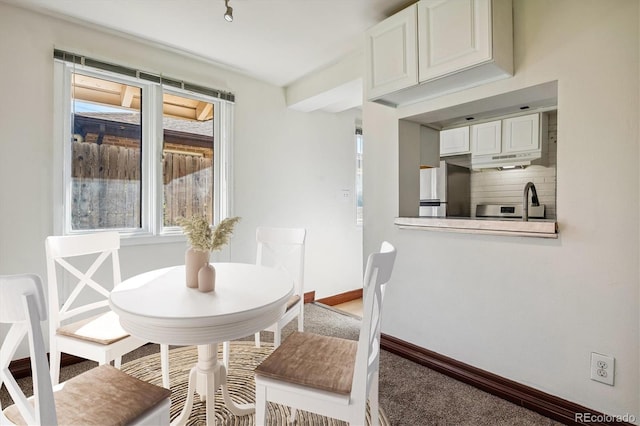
<box><xmin>5</xmin><ymin>0</ymin><xmax>412</xmax><ymax>88</ymax></box>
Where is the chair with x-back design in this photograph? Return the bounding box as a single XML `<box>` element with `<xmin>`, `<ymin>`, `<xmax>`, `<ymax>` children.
<box><xmin>222</xmin><ymin>226</ymin><xmax>306</xmax><ymax>367</ymax></box>
<box><xmin>254</xmin><ymin>241</ymin><xmax>396</xmax><ymax>426</ymax></box>
<box><xmin>45</xmin><ymin>232</ymin><xmax>149</xmax><ymax>385</ymax></box>
<box><xmin>0</xmin><ymin>273</ymin><xmax>171</xmax><ymax>426</ymax></box>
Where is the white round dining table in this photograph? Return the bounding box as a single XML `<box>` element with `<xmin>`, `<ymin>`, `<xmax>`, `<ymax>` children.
<box><xmin>109</xmin><ymin>263</ymin><xmax>293</xmax><ymax>426</ymax></box>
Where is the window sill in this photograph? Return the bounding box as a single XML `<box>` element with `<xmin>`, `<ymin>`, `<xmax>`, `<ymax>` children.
<box><xmin>120</xmin><ymin>233</ymin><xmax>186</xmax><ymax>246</ymax></box>
<box><xmin>394</xmin><ymin>217</ymin><xmax>558</xmax><ymax>239</ymax></box>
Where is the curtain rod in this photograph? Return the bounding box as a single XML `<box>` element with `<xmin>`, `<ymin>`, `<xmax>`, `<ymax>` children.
<box><xmin>53</xmin><ymin>49</ymin><xmax>235</xmax><ymax>103</ymax></box>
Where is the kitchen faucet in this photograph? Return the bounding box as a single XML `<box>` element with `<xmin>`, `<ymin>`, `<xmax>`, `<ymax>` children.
<box><xmin>522</xmin><ymin>182</ymin><xmax>540</xmax><ymax>221</ymax></box>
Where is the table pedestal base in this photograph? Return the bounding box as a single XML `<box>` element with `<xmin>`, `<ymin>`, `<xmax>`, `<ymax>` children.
<box><xmin>171</xmin><ymin>344</ymin><xmax>255</xmax><ymax>426</ymax></box>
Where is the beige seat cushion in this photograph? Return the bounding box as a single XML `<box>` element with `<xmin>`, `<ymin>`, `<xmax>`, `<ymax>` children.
<box><xmin>285</xmin><ymin>294</ymin><xmax>301</xmax><ymax>311</ymax></box>
<box><xmin>57</xmin><ymin>311</ymin><xmax>129</xmax><ymax>345</ymax></box>
<box><xmin>4</xmin><ymin>365</ymin><xmax>171</xmax><ymax>426</ymax></box>
<box><xmin>255</xmin><ymin>331</ymin><xmax>357</xmax><ymax>395</ymax></box>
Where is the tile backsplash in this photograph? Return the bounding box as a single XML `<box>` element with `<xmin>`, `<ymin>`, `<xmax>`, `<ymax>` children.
<box><xmin>470</xmin><ymin>111</ymin><xmax>557</xmax><ymax>219</ymax></box>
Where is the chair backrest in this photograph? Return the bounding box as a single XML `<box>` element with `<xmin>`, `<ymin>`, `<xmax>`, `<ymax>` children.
<box><xmin>45</xmin><ymin>232</ymin><xmax>121</xmax><ymax>336</ymax></box>
<box><xmin>255</xmin><ymin>227</ymin><xmax>306</xmax><ymax>297</ymax></box>
<box><xmin>0</xmin><ymin>274</ymin><xmax>57</xmax><ymax>425</ymax></box>
<box><xmin>351</xmin><ymin>242</ymin><xmax>396</xmax><ymax>402</ymax></box>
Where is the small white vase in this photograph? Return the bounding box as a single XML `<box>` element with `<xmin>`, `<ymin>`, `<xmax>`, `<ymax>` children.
<box><xmin>185</xmin><ymin>248</ymin><xmax>209</xmax><ymax>289</ymax></box>
<box><xmin>198</xmin><ymin>263</ymin><xmax>216</xmax><ymax>293</ymax></box>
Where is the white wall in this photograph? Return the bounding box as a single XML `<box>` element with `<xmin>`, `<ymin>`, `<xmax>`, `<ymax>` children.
<box><xmin>364</xmin><ymin>0</ymin><xmax>639</xmax><ymax>419</ymax></box>
<box><xmin>285</xmin><ymin>50</ymin><xmax>364</xmax><ymax>112</ymax></box>
<box><xmin>0</xmin><ymin>3</ymin><xmax>362</xmax><ymax>357</ymax></box>
<box><xmin>230</xmin><ymin>104</ymin><xmax>364</xmax><ymax>299</ymax></box>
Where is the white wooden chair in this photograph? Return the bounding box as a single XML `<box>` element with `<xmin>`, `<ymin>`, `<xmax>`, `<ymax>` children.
<box><xmin>45</xmin><ymin>232</ymin><xmax>161</xmax><ymax>386</ymax></box>
<box><xmin>0</xmin><ymin>274</ymin><xmax>171</xmax><ymax>426</ymax></box>
<box><xmin>221</xmin><ymin>227</ymin><xmax>306</xmax><ymax>367</ymax></box>
<box><xmin>254</xmin><ymin>241</ymin><xmax>396</xmax><ymax>426</ymax></box>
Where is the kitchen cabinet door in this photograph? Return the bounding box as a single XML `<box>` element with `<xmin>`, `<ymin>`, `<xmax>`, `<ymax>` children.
<box><xmin>471</xmin><ymin>120</ymin><xmax>502</xmax><ymax>156</ymax></box>
<box><xmin>503</xmin><ymin>113</ymin><xmax>539</xmax><ymax>153</ymax></box>
<box><xmin>440</xmin><ymin>126</ymin><xmax>470</xmax><ymax>156</ymax></box>
<box><xmin>418</xmin><ymin>0</ymin><xmax>492</xmax><ymax>82</ymax></box>
<box><xmin>365</xmin><ymin>4</ymin><xmax>418</xmax><ymax>100</ymax></box>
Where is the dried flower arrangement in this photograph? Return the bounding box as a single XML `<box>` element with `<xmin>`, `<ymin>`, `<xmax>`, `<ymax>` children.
<box><xmin>176</xmin><ymin>215</ymin><xmax>241</xmax><ymax>252</ymax></box>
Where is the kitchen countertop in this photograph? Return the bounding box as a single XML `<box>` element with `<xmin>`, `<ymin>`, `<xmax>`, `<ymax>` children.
<box><xmin>394</xmin><ymin>216</ymin><xmax>558</xmax><ymax>238</ymax></box>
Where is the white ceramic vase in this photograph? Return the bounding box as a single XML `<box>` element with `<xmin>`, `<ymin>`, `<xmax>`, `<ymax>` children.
<box><xmin>185</xmin><ymin>248</ymin><xmax>209</xmax><ymax>288</ymax></box>
<box><xmin>198</xmin><ymin>263</ymin><xmax>216</xmax><ymax>293</ymax></box>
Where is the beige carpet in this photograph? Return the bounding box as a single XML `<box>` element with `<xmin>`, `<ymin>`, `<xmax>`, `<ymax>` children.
<box><xmin>1</xmin><ymin>304</ymin><xmax>560</xmax><ymax>425</ymax></box>
<box><xmin>122</xmin><ymin>342</ymin><xmax>389</xmax><ymax>426</ymax></box>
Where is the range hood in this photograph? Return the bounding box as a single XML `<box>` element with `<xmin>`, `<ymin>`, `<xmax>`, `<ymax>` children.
<box><xmin>471</xmin><ymin>150</ymin><xmax>542</xmax><ymax>170</ymax></box>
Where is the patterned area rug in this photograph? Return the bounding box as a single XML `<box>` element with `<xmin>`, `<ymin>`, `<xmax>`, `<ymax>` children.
<box><xmin>121</xmin><ymin>342</ymin><xmax>389</xmax><ymax>425</ymax></box>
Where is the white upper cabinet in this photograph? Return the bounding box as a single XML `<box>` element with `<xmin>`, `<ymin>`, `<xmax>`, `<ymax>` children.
<box><xmin>470</xmin><ymin>113</ymin><xmax>546</xmax><ymax>169</ymax></box>
<box><xmin>366</xmin><ymin>0</ymin><xmax>512</xmax><ymax>107</ymax></box>
<box><xmin>503</xmin><ymin>113</ymin><xmax>540</xmax><ymax>153</ymax></box>
<box><xmin>418</xmin><ymin>0</ymin><xmax>491</xmax><ymax>82</ymax></box>
<box><xmin>365</xmin><ymin>4</ymin><xmax>418</xmax><ymax>100</ymax></box>
<box><xmin>440</xmin><ymin>126</ymin><xmax>470</xmax><ymax>156</ymax></box>
<box><xmin>471</xmin><ymin>120</ymin><xmax>502</xmax><ymax>156</ymax></box>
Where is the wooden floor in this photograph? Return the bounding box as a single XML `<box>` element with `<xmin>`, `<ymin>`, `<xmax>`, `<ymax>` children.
<box><xmin>332</xmin><ymin>298</ymin><xmax>363</xmax><ymax>318</ymax></box>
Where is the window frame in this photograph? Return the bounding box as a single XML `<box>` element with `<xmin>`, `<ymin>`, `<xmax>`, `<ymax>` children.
<box><xmin>53</xmin><ymin>61</ymin><xmax>233</xmax><ymax>245</ymax></box>
<box><xmin>355</xmin><ymin>128</ymin><xmax>363</xmax><ymax>226</ymax></box>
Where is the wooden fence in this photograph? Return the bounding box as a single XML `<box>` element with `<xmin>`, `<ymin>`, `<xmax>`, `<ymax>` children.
<box><xmin>163</xmin><ymin>150</ymin><xmax>213</xmax><ymax>226</ymax></box>
<box><xmin>71</xmin><ymin>142</ymin><xmax>213</xmax><ymax>230</ymax></box>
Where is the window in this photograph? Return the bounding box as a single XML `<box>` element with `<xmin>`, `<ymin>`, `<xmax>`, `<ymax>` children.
<box><xmin>69</xmin><ymin>73</ymin><xmax>143</xmax><ymax>230</ymax></box>
<box><xmin>53</xmin><ymin>53</ymin><xmax>234</xmax><ymax>241</ymax></box>
<box><xmin>161</xmin><ymin>91</ymin><xmax>215</xmax><ymax>227</ymax></box>
<box><xmin>355</xmin><ymin>128</ymin><xmax>363</xmax><ymax>225</ymax></box>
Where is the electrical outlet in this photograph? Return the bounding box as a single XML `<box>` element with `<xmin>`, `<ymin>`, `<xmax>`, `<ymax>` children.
<box><xmin>590</xmin><ymin>352</ymin><xmax>614</xmax><ymax>386</ymax></box>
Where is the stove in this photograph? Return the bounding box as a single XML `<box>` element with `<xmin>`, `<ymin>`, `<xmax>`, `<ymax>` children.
<box><xmin>476</xmin><ymin>203</ymin><xmax>545</xmax><ymax>219</ymax></box>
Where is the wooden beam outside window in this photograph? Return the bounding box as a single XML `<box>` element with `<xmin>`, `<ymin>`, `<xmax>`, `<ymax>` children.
<box><xmin>196</xmin><ymin>102</ymin><xmax>213</xmax><ymax>121</ymax></box>
<box><xmin>120</xmin><ymin>85</ymin><xmax>137</xmax><ymax>108</ymax></box>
